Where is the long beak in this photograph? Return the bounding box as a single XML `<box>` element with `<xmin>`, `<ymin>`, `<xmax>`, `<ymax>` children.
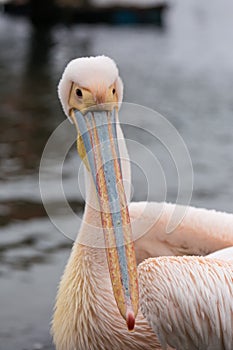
<box><xmin>74</xmin><ymin>108</ymin><xmax>139</xmax><ymax>330</ymax></box>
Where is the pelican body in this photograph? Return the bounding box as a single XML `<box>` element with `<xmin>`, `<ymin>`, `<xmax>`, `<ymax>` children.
<box><xmin>52</xmin><ymin>56</ymin><xmax>233</xmax><ymax>350</ymax></box>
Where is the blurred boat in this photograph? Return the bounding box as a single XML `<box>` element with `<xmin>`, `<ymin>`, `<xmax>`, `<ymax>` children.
<box><xmin>2</xmin><ymin>0</ymin><xmax>168</xmax><ymax>26</ymax></box>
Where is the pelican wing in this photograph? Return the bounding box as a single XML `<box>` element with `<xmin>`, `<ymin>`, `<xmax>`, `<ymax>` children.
<box><xmin>138</xmin><ymin>252</ymin><xmax>233</xmax><ymax>350</ymax></box>
<box><xmin>206</xmin><ymin>246</ymin><xmax>233</xmax><ymax>262</ymax></box>
<box><xmin>129</xmin><ymin>202</ymin><xmax>233</xmax><ymax>264</ymax></box>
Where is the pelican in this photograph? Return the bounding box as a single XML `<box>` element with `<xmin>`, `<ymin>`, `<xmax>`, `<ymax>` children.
<box><xmin>52</xmin><ymin>56</ymin><xmax>233</xmax><ymax>350</ymax></box>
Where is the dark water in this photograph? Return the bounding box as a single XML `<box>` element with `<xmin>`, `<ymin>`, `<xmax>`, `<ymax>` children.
<box><xmin>1</xmin><ymin>1</ymin><xmax>233</xmax><ymax>348</ymax></box>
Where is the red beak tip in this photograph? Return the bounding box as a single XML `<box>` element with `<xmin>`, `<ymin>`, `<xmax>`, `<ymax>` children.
<box><xmin>126</xmin><ymin>311</ymin><xmax>135</xmax><ymax>332</ymax></box>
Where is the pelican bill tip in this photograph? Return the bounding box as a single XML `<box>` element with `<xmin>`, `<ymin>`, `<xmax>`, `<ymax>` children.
<box><xmin>126</xmin><ymin>310</ymin><xmax>135</xmax><ymax>332</ymax></box>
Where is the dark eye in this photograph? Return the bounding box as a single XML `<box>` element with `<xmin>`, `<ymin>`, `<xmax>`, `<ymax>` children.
<box><xmin>76</xmin><ymin>88</ymin><xmax>83</xmax><ymax>97</ymax></box>
<box><xmin>112</xmin><ymin>88</ymin><xmax>116</xmax><ymax>95</ymax></box>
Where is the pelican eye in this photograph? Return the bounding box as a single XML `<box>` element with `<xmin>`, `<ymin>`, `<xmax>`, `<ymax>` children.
<box><xmin>112</xmin><ymin>88</ymin><xmax>116</xmax><ymax>95</ymax></box>
<box><xmin>76</xmin><ymin>88</ymin><xmax>83</xmax><ymax>97</ymax></box>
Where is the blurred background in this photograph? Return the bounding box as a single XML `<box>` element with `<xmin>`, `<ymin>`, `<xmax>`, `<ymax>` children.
<box><xmin>0</xmin><ymin>0</ymin><xmax>233</xmax><ymax>349</ymax></box>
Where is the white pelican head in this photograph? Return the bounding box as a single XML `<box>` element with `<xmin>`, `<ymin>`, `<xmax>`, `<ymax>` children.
<box><xmin>58</xmin><ymin>56</ymin><xmax>138</xmax><ymax>331</ymax></box>
<box><xmin>58</xmin><ymin>55</ymin><xmax>123</xmax><ymax>117</ymax></box>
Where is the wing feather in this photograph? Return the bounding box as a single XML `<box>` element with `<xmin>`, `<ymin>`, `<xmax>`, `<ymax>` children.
<box><xmin>130</xmin><ymin>202</ymin><xmax>233</xmax><ymax>263</ymax></box>
<box><xmin>138</xmin><ymin>256</ymin><xmax>233</xmax><ymax>350</ymax></box>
